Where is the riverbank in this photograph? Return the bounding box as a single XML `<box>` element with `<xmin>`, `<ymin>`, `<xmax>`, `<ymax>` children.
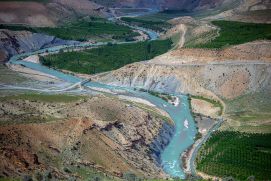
<box><xmin>181</xmin><ymin>113</ymin><xmax>218</xmax><ymax>174</ymax></box>
<box><xmin>3</xmin><ymin>11</ymin><xmax>198</xmax><ymax>180</ymax></box>
<box><xmin>182</xmin><ymin>95</ymin><xmax>224</xmax><ymax>178</ymax></box>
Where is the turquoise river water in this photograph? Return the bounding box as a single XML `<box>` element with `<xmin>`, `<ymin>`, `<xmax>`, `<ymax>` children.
<box><xmin>8</xmin><ymin>27</ymin><xmax>197</xmax><ymax>178</ymax></box>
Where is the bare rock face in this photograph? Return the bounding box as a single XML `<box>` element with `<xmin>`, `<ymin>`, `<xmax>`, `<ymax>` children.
<box><xmin>0</xmin><ymin>95</ymin><xmax>174</xmax><ymax>179</ymax></box>
<box><xmin>94</xmin><ymin>61</ymin><xmax>271</xmax><ymax>100</ymax></box>
<box><xmin>0</xmin><ymin>29</ymin><xmax>78</xmax><ymax>63</ymax></box>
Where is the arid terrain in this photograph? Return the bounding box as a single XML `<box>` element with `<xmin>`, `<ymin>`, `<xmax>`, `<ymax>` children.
<box><xmin>0</xmin><ymin>0</ymin><xmax>270</xmax><ymax>180</ymax></box>
<box><xmin>0</xmin><ymin>93</ymin><xmax>174</xmax><ymax>179</ymax></box>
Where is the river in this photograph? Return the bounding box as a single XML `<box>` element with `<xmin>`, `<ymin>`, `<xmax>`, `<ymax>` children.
<box><xmin>7</xmin><ymin>15</ymin><xmax>197</xmax><ymax>179</ymax></box>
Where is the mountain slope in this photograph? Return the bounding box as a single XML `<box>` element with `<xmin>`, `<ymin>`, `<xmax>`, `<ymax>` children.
<box><xmin>0</xmin><ymin>0</ymin><xmax>110</xmax><ymax>27</ymax></box>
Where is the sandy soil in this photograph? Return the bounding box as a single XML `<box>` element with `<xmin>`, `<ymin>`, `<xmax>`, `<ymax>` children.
<box><xmin>118</xmin><ymin>95</ymin><xmax>155</xmax><ymax>107</ymax></box>
<box><xmin>151</xmin><ymin>40</ymin><xmax>271</xmax><ymax>66</ymax></box>
<box><xmin>23</xmin><ymin>55</ymin><xmax>40</xmax><ymax>64</ymax></box>
<box><xmin>197</xmin><ymin>171</ymin><xmax>221</xmax><ymax>181</ymax></box>
<box><xmin>191</xmin><ymin>99</ymin><xmax>220</xmax><ymax>118</ymax></box>
<box><xmin>6</xmin><ymin>63</ymin><xmax>61</xmax><ymax>83</ymax></box>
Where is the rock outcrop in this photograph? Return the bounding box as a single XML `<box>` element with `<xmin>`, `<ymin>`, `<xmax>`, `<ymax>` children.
<box><xmin>0</xmin><ymin>95</ymin><xmax>174</xmax><ymax>179</ymax></box>
<box><xmin>94</xmin><ymin>60</ymin><xmax>271</xmax><ymax>100</ymax></box>
<box><xmin>0</xmin><ymin>29</ymin><xmax>78</xmax><ymax>63</ymax></box>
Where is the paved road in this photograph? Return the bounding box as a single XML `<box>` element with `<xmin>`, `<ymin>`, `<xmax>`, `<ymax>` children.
<box><xmin>189</xmin><ymin>118</ymin><xmax>224</xmax><ymax>176</ymax></box>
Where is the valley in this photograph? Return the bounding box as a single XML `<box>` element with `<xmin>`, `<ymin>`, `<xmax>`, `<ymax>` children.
<box><xmin>0</xmin><ymin>0</ymin><xmax>270</xmax><ymax>180</ymax></box>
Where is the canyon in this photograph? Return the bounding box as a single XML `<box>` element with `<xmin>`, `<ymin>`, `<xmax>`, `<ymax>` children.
<box><xmin>0</xmin><ymin>0</ymin><xmax>270</xmax><ymax>180</ymax></box>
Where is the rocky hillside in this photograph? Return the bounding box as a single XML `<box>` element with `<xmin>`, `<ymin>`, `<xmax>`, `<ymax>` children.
<box><xmin>0</xmin><ymin>29</ymin><xmax>78</xmax><ymax>63</ymax></box>
<box><xmin>0</xmin><ymin>94</ymin><xmax>174</xmax><ymax>180</ymax></box>
<box><xmin>0</xmin><ymin>0</ymin><xmax>270</xmax><ymax>27</ymax></box>
<box><xmin>92</xmin><ymin>0</ymin><xmax>238</xmax><ymax>11</ymax></box>
<box><xmin>93</xmin><ymin>16</ymin><xmax>271</xmax><ymax>100</ymax></box>
<box><xmin>92</xmin><ymin>0</ymin><xmax>270</xmax><ymax>12</ymax></box>
<box><xmin>205</xmin><ymin>0</ymin><xmax>271</xmax><ymax>23</ymax></box>
<box><xmin>0</xmin><ymin>0</ymin><xmax>110</xmax><ymax>27</ymax></box>
<box><xmin>94</xmin><ymin>61</ymin><xmax>271</xmax><ymax>100</ymax></box>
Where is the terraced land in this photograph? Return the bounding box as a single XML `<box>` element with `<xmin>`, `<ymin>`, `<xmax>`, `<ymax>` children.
<box><xmin>41</xmin><ymin>39</ymin><xmax>173</xmax><ymax>74</ymax></box>
<box><xmin>0</xmin><ymin>17</ymin><xmax>139</xmax><ymax>41</ymax></box>
<box><xmin>196</xmin><ymin>131</ymin><xmax>271</xmax><ymax>180</ymax></box>
<box><xmin>188</xmin><ymin>21</ymin><xmax>271</xmax><ymax>48</ymax></box>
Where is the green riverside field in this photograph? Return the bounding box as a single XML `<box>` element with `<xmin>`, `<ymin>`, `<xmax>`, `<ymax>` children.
<box><xmin>187</xmin><ymin>21</ymin><xmax>271</xmax><ymax>48</ymax></box>
<box><xmin>196</xmin><ymin>131</ymin><xmax>271</xmax><ymax>180</ymax></box>
<box><xmin>41</xmin><ymin>39</ymin><xmax>173</xmax><ymax>74</ymax></box>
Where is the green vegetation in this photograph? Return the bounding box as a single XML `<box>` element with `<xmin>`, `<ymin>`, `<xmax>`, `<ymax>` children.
<box><xmin>41</xmin><ymin>39</ymin><xmax>173</xmax><ymax>74</ymax></box>
<box><xmin>0</xmin><ymin>65</ymin><xmax>27</xmax><ymax>84</ymax></box>
<box><xmin>189</xmin><ymin>21</ymin><xmax>271</xmax><ymax>48</ymax></box>
<box><xmin>70</xmin><ymin>167</ymin><xmax>120</xmax><ymax>181</ymax></box>
<box><xmin>196</xmin><ymin>131</ymin><xmax>271</xmax><ymax>180</ymax></box>
<box><xmin>147</xmin><ymin>90</ymin><xmax>175</xmax><ymax>103</ymax></box>
<box><xmin>0</xmin><ymin>179</ymin><xmax>20</xmax><ymax>181</ymax></box>
<box><xmin>184</xmin><ymin>28</ymin><xmax>218</xmax><ymax>48</ymax></box>
<box><xmin>0</xmin><ymin>17</ymin><xmax>139</xmax><ymax>41</ymax></box>
<box><xmin>223</xmin><ymin>92</ymin><xmax>271</xmax><ymax>133</ymax></box>
<box><xmin>0</xmin><ymin>93</ymin><xmax>85</xmax><ymax>103</ymax></box>
<box><xmin>225</xmin><ymin>92</ymin><xmax>271</xmax><ymax>117</ymax></box>
<box><xmin>170</xmin><ymin>33</ymin><xmax>181</xmax><ymax>49</ymax></box>
<box><xmin>121</xmin><ymin>17</ymin><xmax>171</xmax><ymax>32</ymax></box>
<box><xmin>191</xmin><ymin>95</ymin><xmax>223</xmax><ymax>116</ymax></box>
<box><xmin>0</xmin><ymin>93</ymin><xmax>87</xmax><ymax>125</ymax></box>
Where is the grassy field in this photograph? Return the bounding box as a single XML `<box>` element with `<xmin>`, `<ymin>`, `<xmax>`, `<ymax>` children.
<box><xmin>196</xmin><ymin>131</ymin><xmax>271</xmax><ymax>180</ymax></box>
<box><xmin>222</xmin><ymin>91</ymin><xmax>271</xmax><ymax>133</ymax></box>
<box><xmin>189</xmin><ymin>21</ymin><xmax>271</xmax><ymax>48</ymax></box>
<box><xmin>121</xmin><ymin>17</ymin><xmax>171</xmax><ymax>32</ymax></box>
<box><xmin>41</xmin><ymin>39</ymin><xmax>173</xmax><ymax>74</ymax></box>
<box><xmin>0</xmin><ymin>93</ymin><xmax>85</xmax><ymax>103</ymax></box>
<box><xmin>0</xmin><ymin>17</ymin><xmax>139</xmax><ymax>41</ymax></box>
<box><xmin>0</xmin><ymin>65</ymin><xmax>28</xmax><ymax>84</ymax></box>
<box><xmin>225</xmin><ymin>92</ymin><xmax>271</xmax><ymax>116</ymax></box>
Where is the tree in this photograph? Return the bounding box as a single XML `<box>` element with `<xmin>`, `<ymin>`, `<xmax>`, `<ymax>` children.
<box><xmin>147</xmin><ymin>43</ymin><xmax>151</xmax><ymax>53</ymax></box>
